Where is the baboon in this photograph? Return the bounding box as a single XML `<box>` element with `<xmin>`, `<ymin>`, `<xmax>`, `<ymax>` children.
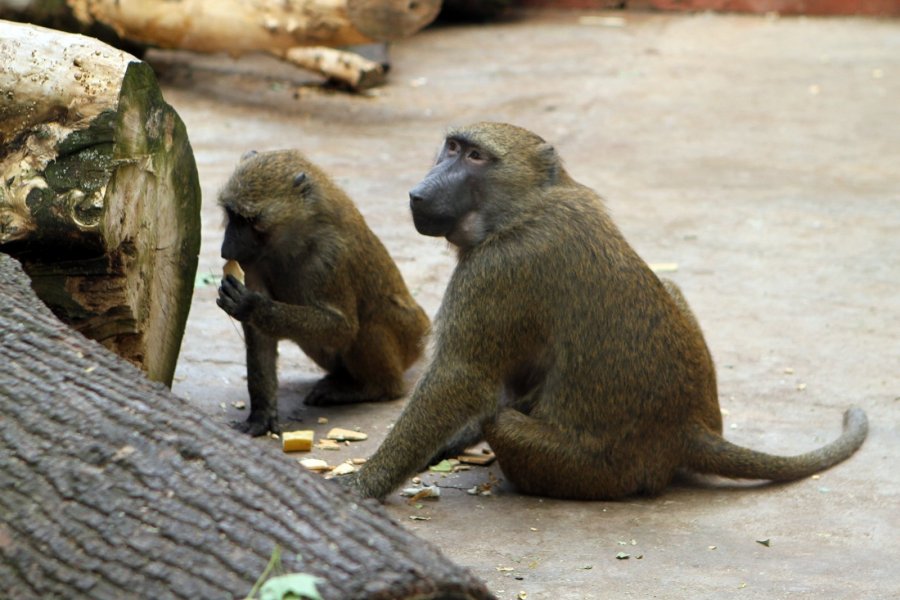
<box><xmin>343</xmin><ymin>122</ymin><xmax>868</xmax><ymax>500</ymax></box>
<box><xmin>217</xmin><ymin>150</ymin><xmax>430</xmax><ymax>436</ymax></box>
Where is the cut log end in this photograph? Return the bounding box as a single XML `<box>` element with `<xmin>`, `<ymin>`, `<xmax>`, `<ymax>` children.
<box><xmin>0</xmin><ymin>24</ymin><xmax>200</xmax><ymax>386</ymax></box>
<box><xmin>347</xmin><ymin>0</ymin><xmax>443</xmax><ymax>41</ymax></box>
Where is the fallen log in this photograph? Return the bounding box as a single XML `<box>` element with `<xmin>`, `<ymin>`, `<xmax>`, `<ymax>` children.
<box><xmin>0</xmin><ymin>22</ymin><xmax>201</xmax><ymax>386</ymax></box>
<box><xmin>68</xmin><ymin>0</ymin><xmax>442</xmax><ymax>50</ymax></box>
<box><xmin>0</xmin><ymin>253</ymin><xmax>495</xmax><ymax>600</ymax></box>
<box><xmin>65</xmin><ymin>0</ymin><xmax>442</xmax><ymax>88</ymax></box>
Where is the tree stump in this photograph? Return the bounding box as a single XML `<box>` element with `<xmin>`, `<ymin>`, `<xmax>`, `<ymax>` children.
<box><xmin>0</xmin><ymin>22</ymin><xmax>201</xmax><ymax>386</ymax></box>
<box><xmin>0</xmin><ymin>253</ymin><xmax>495</xmax><ymax>600</ymax></box>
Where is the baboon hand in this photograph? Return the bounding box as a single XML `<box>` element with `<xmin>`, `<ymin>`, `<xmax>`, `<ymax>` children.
<box><xmin>217</xmin><ymin>274</ymin><xmax>262</xmax><ymax>322</ymax></box>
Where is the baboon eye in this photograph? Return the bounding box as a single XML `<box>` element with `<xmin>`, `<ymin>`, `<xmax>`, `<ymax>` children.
<box><xmin>467</xmin><ymin>149</ymin><xmax>483</xmax><ymax>161</ymax></box>
<box><xmin>445</xmin><ymin>139</ymin><xmax>460</xmax><ymax>156</ymax></box>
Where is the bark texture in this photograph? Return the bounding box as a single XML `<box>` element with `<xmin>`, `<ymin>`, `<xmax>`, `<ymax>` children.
<box><xmin>0</xmin><ymin>22</ymin><xmax>201</xmax><ymax>386</ymax></box>
<box><xmin>0</xmin><ymin>253</ymin><xmax>494</xmax><ymax>600</ymax></box>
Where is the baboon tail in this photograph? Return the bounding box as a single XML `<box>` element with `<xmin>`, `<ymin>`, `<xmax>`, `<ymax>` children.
<box><xmin>684</xmin><ymin>407</ymin><xmax>868</xmax><ymax>481</ymax></box>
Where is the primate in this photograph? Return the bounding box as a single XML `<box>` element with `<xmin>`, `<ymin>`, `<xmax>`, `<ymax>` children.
<box><xmin>344</xmin><ymin>122</ymin><xmax>867</xmax><ymax>500</ymax></box>
<box><xmin>217</xmin><ymin>150</ymin><xmax>430</xmax><ymax>436</ymax></box>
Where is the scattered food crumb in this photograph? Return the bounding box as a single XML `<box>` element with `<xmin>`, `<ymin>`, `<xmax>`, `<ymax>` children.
<box><xmin>615</xmin><ymin>552</ymin><xmax>630</xmax><ymax>560</ymax></box>
<box><xmin>282</xmin><ymin>430</ymin><xmax>314</xmax><ymax>452</ymax></box>
<box><xmin>326</xmin><ymin>427</ymin><xmax>367</xmax><ymax>441</ymax></box>
<box><xmin>314</xmin><ymin>439</ymin><xmax>341</xmax><ymax>451</ymax></box>
<box><xmin>317</xmin><ymin>416</ymin><xmax>328</xmax><ymax>424</ymax></box>
<box><xmin>409</xmin><ymin>515</ymin><xmax>431</xmax><ymax>521</ymax></box>
<box><xmin>299</xmin><ymin>458</ymin><xmax>330</xmax><ymax>472</ymax></box>
<box><xmin>401</xmin><ymin>484</ymin><xmax>441</xmax><ymax>500</ymax></box>
<box><xmin>329</xmin><ymin>462</ymin><xmax>357</xmax><ymax>476</ymax></box>
<box><xmin>457</xmin><ymin>451</ymin><xmax>496</xmax><ymax>466</ymax></box>
<box><xmin>756</xmin><ymin>538</ymin><xmax>771</xmax><ymax>547</ymax></box>
<box><xmin>232</xmin><ymin>401</ymin><xmax>246</xmax><ymax>410</ymax></box>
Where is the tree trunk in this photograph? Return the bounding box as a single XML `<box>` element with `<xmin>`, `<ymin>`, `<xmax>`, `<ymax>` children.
<box><xmin>67</xmin><ymin>0</ymin><xmax>442</xmax><ymax>50</ymax></box>
<box><xmin>0</xmin><ymin>253</ymin><xmax>494</xmax><ymax>600</ymax></box>
<box><xmin>0</xmin><ymin>22</ymin><xmax>201</xmax><ymax>386</ymax></box>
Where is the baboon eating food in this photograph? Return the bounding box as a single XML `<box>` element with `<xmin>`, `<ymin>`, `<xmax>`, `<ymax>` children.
<box><xmin>344</xmin><ymin>122</ymin><xmax>867</xmax><ymax>500</ymax></box>
<box><xmin>217</xmin><ymin>150</ymin><xmax>430</xmax><ymax>436</ymax></box>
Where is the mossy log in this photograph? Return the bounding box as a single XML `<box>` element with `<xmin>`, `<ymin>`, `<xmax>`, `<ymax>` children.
<box><xmin>0</xmin><ymin>22</ymin><xmax>201</xmax><ymax>386</ymax></box>
<box><xmin>0</xmin><ymin>253</ymin><xmax>495</xmax><ymax>600</ymax></box>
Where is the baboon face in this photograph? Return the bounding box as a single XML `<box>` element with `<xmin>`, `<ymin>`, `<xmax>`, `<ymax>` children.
<box><xmin>408</xmin><ymin>135</ymin><xmax>492</xmax><ymax>240</ymax></box>
<box><xmin>221</xmin><ymin>208</ymin><xmax>266</xmax><ymax>266</ymax></box>
<box><xmin>219</xmin><ymin>150</ymin><xmax>313</xmax><ymax>268</ymax></box>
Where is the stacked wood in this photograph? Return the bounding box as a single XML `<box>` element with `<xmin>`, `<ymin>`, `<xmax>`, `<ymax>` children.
<box><xmin>0</xmin><ymin>22</ymin><xmax>201</xmax><ymax>386</ymax></box>
<box><xmin>0</xmin><ymin>253</ymin><xmax>495</xmax><ymax>600</ymax></box>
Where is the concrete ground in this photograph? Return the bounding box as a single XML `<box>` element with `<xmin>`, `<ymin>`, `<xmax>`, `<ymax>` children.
<box><xmin>164</xmin><ymin>11</ymin><xmax>899</xmax><ymax>599</ymax></box>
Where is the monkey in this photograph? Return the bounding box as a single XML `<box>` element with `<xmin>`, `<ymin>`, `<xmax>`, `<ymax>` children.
<box><xmin>216</xmin><ymin>149</ymin><xmax>430</xmax><ymax>436</ymax></box>
<box><xmin>342</xmin><ymin>122</ymin><xmax>868</xmax><ymax>500</ymax></box>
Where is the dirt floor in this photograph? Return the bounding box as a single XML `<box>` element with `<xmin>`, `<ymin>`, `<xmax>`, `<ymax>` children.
<box><xmin>162</xmin><ymin>10</ymin><xmax>899</xmax><ymax>599</ymax></box>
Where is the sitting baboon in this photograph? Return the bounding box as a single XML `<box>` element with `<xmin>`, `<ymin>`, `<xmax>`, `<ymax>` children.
<box><xmin>343</xmin><ymin>122</ymin><xmax>868</xmax><ymax>500</ymax></box>
<box><xmin>217</xmin><ymin>150</ymin><xmax>430</xmax><ymax>436</ymax></box>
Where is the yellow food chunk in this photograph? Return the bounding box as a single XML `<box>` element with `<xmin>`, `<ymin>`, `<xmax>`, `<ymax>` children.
<box><xmin>223</xmin><ymin>259</ymin><xmax>245</xmax><ymax>283</ymax></box>
<box><xmin>282</xmin><ymin>430</ymin><xmax>314</xmax><ymax>452</ymax></box>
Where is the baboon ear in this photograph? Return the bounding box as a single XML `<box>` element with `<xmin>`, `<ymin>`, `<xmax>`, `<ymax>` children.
<box><xmin>292</xmin><ymin>172</ymin><xmax>308</xmax><ymax>188</ymax></box>
<box><xmin>535</xmin><ymin>143</ymin><xmax>561</xmax><ymax>185</ymax></box>
<box><xmin>240</xmin><ymin>150</ymin><xmax>258</xmax><ymax>162</ymax></box>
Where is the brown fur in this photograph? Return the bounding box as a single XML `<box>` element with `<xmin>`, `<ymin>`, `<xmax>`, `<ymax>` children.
<box><xmin>217</xmin><ymin>150</ymin><xmax>430</xmax><ymax>436</ymax></box>
<box><xmin>348</xmin><ymin>122</ymin><xmax>867</xmax><ymax>500</ymax></box>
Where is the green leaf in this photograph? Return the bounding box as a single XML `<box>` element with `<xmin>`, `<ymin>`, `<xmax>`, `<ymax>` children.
<box><xmin>259</xmin><ymin>573</ymin><xmax>324</xmax><ymax>600</ymax></box>
<box><xmin>429</xmin><ymin>459</ymin><xmax>454</xmax><ymax>472</ymax></box>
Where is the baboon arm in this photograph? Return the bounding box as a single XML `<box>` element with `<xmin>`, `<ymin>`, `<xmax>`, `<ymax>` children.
<box><xmin>236</xmin><ymin>325</ymin><xmax>280</xmax><ymax>436</ymax></box>
<box><xmin>354</xmin><ymin>364</ymin><xmax>500</xmax><ymax>500</ymax></box>
<box><xmin>251</xmin><ymin>297</ymin><xmax>358</xmax><ymax>347</ymax></box>
<box><xmin>245</xmin><ymin>325</ymin><xmax>277</xmax><ymax>405</ymax></box>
